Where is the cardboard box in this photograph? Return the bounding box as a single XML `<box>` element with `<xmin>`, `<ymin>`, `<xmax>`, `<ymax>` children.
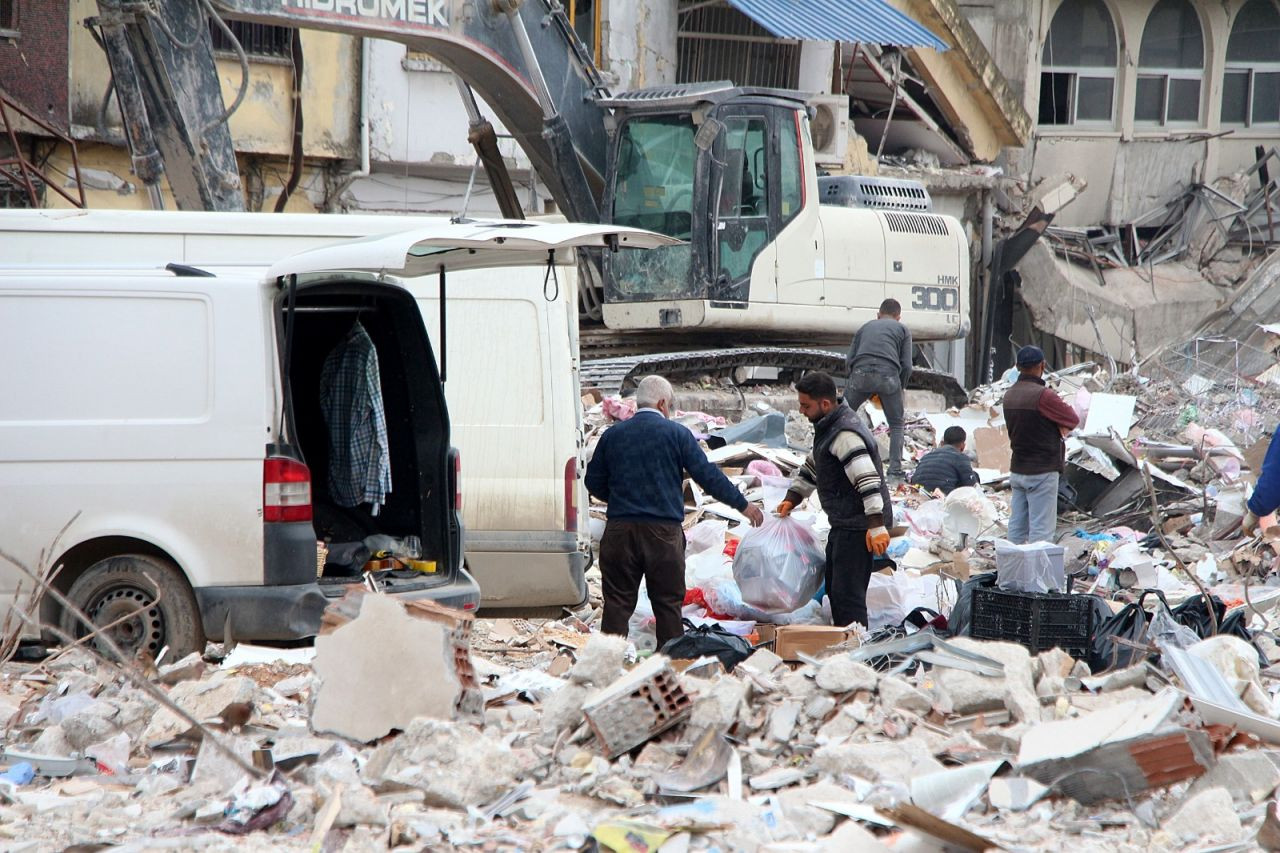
<box><xmin>771</xmin><ymin>625</ymin><xmax>860</xmax><ymax>661</ymax></box>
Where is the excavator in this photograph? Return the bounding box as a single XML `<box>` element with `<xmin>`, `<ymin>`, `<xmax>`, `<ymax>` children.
<box><xmin>88</xmin><ymin>0</ymin><xmax>970</xmax><ymax>399</ymax></box>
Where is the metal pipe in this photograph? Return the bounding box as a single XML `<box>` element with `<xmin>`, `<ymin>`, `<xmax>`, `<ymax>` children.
<box><xmin>504</xmin><ymin>4</ymin><xmax>558</xmax><ymax>119</ymax></box>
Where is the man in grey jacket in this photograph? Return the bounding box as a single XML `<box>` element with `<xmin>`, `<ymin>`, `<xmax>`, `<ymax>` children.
<box><xmin>845</xmin><ymin>299</ymin><xmax>912</xmax><ymax>477</ymax></box>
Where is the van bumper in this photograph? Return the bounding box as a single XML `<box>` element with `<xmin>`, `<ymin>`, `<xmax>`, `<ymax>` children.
<box><xmin>194</xmin><ymin>583</ymin><xmax>329</xmax><ymax>642</ymax></box>
<box><xmin>193</xmin><ymin>568</ymin><xmax>481</xmax><ymax>642</ymax></box>
<box><xmin>467</xmin><ymin>538</ymin><xmax>590</xmax><ymax>609</ymax></box>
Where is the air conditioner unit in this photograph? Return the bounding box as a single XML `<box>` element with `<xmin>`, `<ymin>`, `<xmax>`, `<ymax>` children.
<box><xmin>808</xmin><ymin>94</ymin><xmax>849</xmax><ymax>169</ymax></box>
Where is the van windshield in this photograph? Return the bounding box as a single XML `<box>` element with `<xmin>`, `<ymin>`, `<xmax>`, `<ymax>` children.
<box><xmin>608</xmin><ymin>115</ymin><xmax>698</xmax><ymax>300</ymax></box>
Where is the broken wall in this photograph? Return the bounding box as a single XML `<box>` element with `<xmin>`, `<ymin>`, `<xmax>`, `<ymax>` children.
<box><xmin>964</xmin><ymin>0</ymin><xmax>1280</xmax><ymax>229</ymax></box>
<box><xmin>1016</xmin><ymin>241</ymin><xmax>1225</xmax><ymax>364</ymax></box>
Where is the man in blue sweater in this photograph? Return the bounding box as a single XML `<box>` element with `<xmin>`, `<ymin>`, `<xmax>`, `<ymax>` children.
<box><xmin>1245</xmin><ymin>430</ymin><xmax>1280</xmax><ymax>535</ymax></box>
<box><xmin>586</xmin><ymin>375</ymin><xmax>765</xmax><ymax>646</ymax></box>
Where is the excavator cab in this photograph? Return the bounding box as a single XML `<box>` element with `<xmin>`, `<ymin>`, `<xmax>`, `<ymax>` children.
<box><xmin>601</xmin><ymin>84</ymin><xmax>811</xmax><ymax>314</ymax></box>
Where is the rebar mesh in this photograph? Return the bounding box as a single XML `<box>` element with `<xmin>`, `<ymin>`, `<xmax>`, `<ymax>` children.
<box><xmin>1136</xmin><ymin>337</ymin><xmax>1280</xmax><ymax>445</ymax></box>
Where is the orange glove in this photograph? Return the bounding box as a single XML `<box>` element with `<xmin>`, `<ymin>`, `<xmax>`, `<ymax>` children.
<box><xmin>775</xmin><ymin>500</ymin><xmax>795</xmax><ymax>518</ymax></box>
<box><xmin>866</xmin><ymin>526</ymin><xmax>890</xmax><ymax>556</ymax></box>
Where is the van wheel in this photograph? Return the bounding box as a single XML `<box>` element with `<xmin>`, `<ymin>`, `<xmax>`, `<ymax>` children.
<box><xmin>60</xmin><ymin>555</ymin><xmax>204</xmax><ymax>662</ymax></box>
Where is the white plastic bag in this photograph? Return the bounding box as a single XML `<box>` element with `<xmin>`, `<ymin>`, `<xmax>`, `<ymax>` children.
<box><xmin>732</xmin><ymin>516</ymin><xmax>826</xmax><ymax>613</ymax></box>
<box><xmin>685</xmin><ymin>519</ymin><xmax>729</xmax><ymax>555</ymax></box>
<box><xmin>701</xmin><ymin>577</ymin><xmax>828</xmax><ymax>625</ymax></box>
<box><xmin>866</xmin><ymin>570</ymin><xmax>957</xmax><ymax>630</ymax></box>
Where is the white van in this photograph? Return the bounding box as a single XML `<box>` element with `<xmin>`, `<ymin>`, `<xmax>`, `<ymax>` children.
<box><xmin>415</xmin><ymin>264</ymin><xmax>592</xmax><ymax>610</ymax></box>
<box><xmin>0</xmin><ymin>212</ymin><xmax>669</xmax><ymax>656</ymax></box>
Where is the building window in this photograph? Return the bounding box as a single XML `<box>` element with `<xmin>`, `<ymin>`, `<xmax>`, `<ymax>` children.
<box><xmin>0</xmin><ymin>0</ymin><xmax>18</xmax><ymax>32</ymax></box>
<box><xmin>1135</xmin><ymin>0</ymin><xmax>1204</xmax><ymax>126</ymax></box>
<box><xmin>210</xmin><ymin>20</ymin><xmax>293</xmax><ymax>59</ymax></box>
<box><xmin>1038</xmin><ymin>0</ymin><xmax>1118</xmax><ymax>126</ymax></box>
<box><xmin>1222</xmin><ymin>0</ymin><xmax>1280</xmax><ymax>127</ymax></box>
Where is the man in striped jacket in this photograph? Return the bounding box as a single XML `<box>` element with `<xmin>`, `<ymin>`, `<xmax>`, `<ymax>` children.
<box><xmin>775</xmin><ymin>372</ymin><xmax>893</xmax><ymax>628</ymax></box>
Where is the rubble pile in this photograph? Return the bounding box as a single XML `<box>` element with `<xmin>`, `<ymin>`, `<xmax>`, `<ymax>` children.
<box><xmin>4</xmin><ymin>370</ymin><xmax>1280</xmax><ymax>850</ymax></box>
<box><xmin>6</xmin><ymin>590</ymin><xmax>1280</xmax><ymax>850</ymax></box>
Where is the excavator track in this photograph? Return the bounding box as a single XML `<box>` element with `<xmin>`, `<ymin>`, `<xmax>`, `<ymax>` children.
<box><xmin>579</xmin><ymin>346</ymin><xmax>969</xmax><ymax>408</ymax></box>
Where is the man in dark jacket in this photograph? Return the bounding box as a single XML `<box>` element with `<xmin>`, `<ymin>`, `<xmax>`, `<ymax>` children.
<box><xmin>775</xmin><ymin>372</ymin><xmax>892</xmax><ymax>628</ymax></box>
<box><xmin>845</xmin><ymin>299</ymin><xmax>912</xmax><ymax>477</ymax></box>
<box><xmin>911</xmin><ymin>426</ymin><xmax>979</xmax><ymax>494</ymax></box>
<box><xmin>586</xmin><ymin>375</ymin><xmax>764</xmax><ymax>647</ymax></box>
<box><xmin>1002</xmin><ymin>346</ymin><xmax>1079</xmax><ymax>543</ymax></box>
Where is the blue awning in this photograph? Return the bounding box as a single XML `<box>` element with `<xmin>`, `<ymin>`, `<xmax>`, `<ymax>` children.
<box><xmin>725</xmin><ymin>0</ymin><xmax>948</xmax><ymax>51</ymax></box>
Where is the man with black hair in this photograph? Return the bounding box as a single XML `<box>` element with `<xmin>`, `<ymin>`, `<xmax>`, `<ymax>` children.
<box><xmin>910</xmin><ymin>426</ymin><xmax>979</xmax><ymax>495</ymax></box>
<box><xmin>1003</xmin><ymin>346</ymin><xmax>1079</xmax><ymax>543</ymax></box>
<box><xmin>775</xmin><ymin>372</ymin><xmax>892</xmax><ymax>628</ymax></box>
<box><xmin>845</xmin><ymin>298</ymin><xmax>912</xmax><ymax>478</ymax></box>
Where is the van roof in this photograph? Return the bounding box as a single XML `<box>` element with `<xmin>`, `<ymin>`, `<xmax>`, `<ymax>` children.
<box><xmin>0</xmin><ymin>213</ymin><xmax>681</xmax><ymax>281</ymax></box>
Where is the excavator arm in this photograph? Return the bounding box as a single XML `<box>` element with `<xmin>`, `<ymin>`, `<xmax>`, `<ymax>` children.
<box><xmin>91</xmin><ymin>0</ymin><xmax>609</xmax><ymax>218</ymax></box>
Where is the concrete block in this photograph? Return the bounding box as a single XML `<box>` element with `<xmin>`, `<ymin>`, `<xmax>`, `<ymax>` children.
<box><xmin>143</xmin><ymin>676</ymin><xmax>257</xmax><ymax>745</ymax></box>
<box><xmin>768</xmin><ymin>700</ymin><xmax>802</xmax><ymax>743</ymax></box>
<box><xmin>812</xmin><ymin>740</ymin><xmax>945</xmax><ymax>786</ymax></box>
<box><xmin>311</xmin><ymin>594</ymin><xmax>461</xmax><ymax>743</ymax></box>
<box><xmin>934</xmin><ymin>638</ymin><xmax>1038</xmax><ymax>722</ymax></box>
<box><xmin>815</xmin><ymin>658</ymin><xmax>879</xmax><ymax>694</ymax></box>
<box><xmin>1187</xmin><ymin>751</ymin><xmax>1280</xmax><ymax>804</ymax></box>
<box><xmin>1163</xmin><ymin>787</ymin><xmax>1244</xmax><ymax>844</ymax></box>
<box><xmin>878</xmin><ymin>676</ymin><xmax>933</xmax><ymax>715</ymax></box>
<box><xmin>689</xmin><ymin>675</ymin><xmax>749</xmax><ymax>730</ymax></box>
<box><xmin>568</xmin><ymin>633</ymin><xmax>629</xmax><ymax>687</ymax></box>
<box><xmin>364</xmin><ymin>718</ymin><xmax>515</xmax><ymax>809</ymax></box>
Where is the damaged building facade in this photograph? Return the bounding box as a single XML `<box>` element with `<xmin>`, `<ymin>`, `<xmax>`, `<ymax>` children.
<box><xmin>0</xmin><ymin>1</ymin><xmax>361</xmax><ymax>212</ymax></box>
<box><xmin>964</xmin><ymin>0</ymin><xmax>1280</xmax><ymax>371</ymax></box>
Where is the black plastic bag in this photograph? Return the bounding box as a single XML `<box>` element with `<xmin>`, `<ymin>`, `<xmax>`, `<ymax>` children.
<box><xmin>1089</xmin><ymin>589</ymin><xmax>1173</xmax><ymax>673</ymax></box>
<box><xmin>1174</xmin><ymin>594</ymin><xmax>1268</xmax><ymax>667</ymax></box>
<box><xmin>946</xmin><ymin>573</ymin><xmax>997</xmax><ymax>639</ymax></box>
<box><xmin>660</xmin><ymin>619</ymin><xmax>753</xmax><ymax>672</ymax></box>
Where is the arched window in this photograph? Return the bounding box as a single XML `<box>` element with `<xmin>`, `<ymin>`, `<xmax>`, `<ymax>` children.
<box><xmin>1222</xmin><ymin>0</ymin><xmax>1280</xmax><ymax>126</ymax></box>
<box><xmin>1135</xmin><ymin>0</ymin><xmax>1205</xmax><ymax>125</ymax></box>
<box><xmin>1040</xmin><ymin>0</ymin><xmax>1119</xmax><ymax>125</ymax></box>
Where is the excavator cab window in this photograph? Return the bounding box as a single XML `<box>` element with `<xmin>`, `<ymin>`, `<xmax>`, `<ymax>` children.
<box><xmin>607</xmin><ymin>114</ymin><xmax>698</xmax><ymax>300</ymax></box>
<box><xmin>714</xmin><ymin>114</ymin><xmax>771</xmax><ymax>293</ymax></box>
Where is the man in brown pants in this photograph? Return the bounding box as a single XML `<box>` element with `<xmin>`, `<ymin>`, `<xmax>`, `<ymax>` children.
<box><xmin>585</xmin><ymin>375</ymin><xmax>764</xmax><ymax>647</ymax></box>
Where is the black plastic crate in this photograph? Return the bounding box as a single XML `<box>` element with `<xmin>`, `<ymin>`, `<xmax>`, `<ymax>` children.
<box><xmin>970</xmin><ymin>586</ymin><xmax>1095</xmax><ymax>657</ymax></box>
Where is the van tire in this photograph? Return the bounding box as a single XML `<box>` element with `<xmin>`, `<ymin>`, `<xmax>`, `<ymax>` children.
<box><xmin>60</xmin><ymin>555</ymin><xmax>204</xmax><ymax>662</ymax></box>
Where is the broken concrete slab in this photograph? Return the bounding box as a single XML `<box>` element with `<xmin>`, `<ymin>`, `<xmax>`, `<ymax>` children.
<box><xmin>688</xmin><ymin>676</ymin><xmax>749</xmax><ymax>731</ymax></box>
<box><xmin>1163</xmin><ymin>786</ymin><xmax>1245</xmax><ymax>845</ymax></box>
<box><xmin>814</xmin><ymin>657</ymin><xmax>879</xmax><ymax>694</ymax></box>
<box><xmin>1187</xmin><ymin>751</ymin><xmax>1280</xmax><ymax>804</ymax></box>
<box><xmin>813</xmin><ymin>740</ymin><xmax>946</xmax><ymax>786</ymax></box>
<box><xmin>363</xmin><ymin>718</ymin><xmax>516</xmax><ymax>809</ymax></box>
<box><xmin>142</xmin><ymin>676</ymin><xmax>257</xmax><ymax>745</ymax></box>
<box><xmin>1018</xmin><ymin>689</ymin><xmax>1214</xmax><ymax>804</ymax></box>
<box><xmin>878</xmin><ymin>675</ymin><xmax>933</xmax><ymax>715</ymax></box>
<box><xmin>189</xmin><ymin>734</ymin><xmax>255</xmax><ymax>792</ymax></box>
<box><xmin>311</xmin><ymin>593</ymin><xmax>463</xmax><ymax>743</ymax></box>
<box><xmin>568</xmin><ymin>633</ymin><xmax>628</xmax><ymax>687</ymax></box>
<box><xmin>933</xmin><ymin>638</ymin><xmax>1038</xmax><ymax>721</ymax></box>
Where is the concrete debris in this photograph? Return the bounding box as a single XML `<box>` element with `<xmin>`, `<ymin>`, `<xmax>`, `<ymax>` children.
<box><xmin>1162</xmin><ymin>786</ymin><xmax>1245</xmax><ymax>845</ymax></box>
<box><xmin>10</xmin><ymin>370</ymin><xmax>1280</xmax><ymax>849</ymax></box>
<box><xmin>311</xmin><ymin>592</ymin><xmax>465</xmax><ymax>742</ymax></box>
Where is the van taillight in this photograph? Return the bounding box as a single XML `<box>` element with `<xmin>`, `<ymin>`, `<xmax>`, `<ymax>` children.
<box><xmin>452</xmin><ymin>451</ymin><xmax>462</xmax><ymax>512</ymax></box>
<box><xmin>264</xmin><ymin>457</ymin><xmax>312</xmax><ymax>523</ymax></box>
<box><xmin>564</xmin><ymin>458</ymin><xmax>578</xmax><ymax>533</ymax></box>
